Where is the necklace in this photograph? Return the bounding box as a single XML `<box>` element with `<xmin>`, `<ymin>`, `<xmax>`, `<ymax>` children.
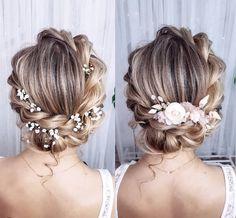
<box><xmin>21</xmin><ymin>155</ymin><xmax>81</xmax><ymax>178</ymax></box>
<box><xmin>142</xmin><ymin>155</ymin><xmax>197</xmax><ymax>174</ymax></box>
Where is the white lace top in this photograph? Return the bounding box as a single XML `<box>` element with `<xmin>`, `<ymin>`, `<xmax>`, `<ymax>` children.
<box><xmin>115</xmin><ymin>161</ymin><xmax>236</xmax><ymax>218</ymax></box>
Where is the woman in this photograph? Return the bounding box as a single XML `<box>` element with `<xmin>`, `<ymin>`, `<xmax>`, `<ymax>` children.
<box><xmin>0</xmin><ymin>28</ymin><xmax>114</xmax><ymax>218</ymax></box>
<box><xmin>116</xmin><ymin>26</ymin><xmax>236</xmax><ymax>218</ymax></box>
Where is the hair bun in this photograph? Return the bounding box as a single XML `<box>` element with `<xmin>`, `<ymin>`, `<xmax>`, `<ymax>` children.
<box><xmin>125</xmin><ymin>26</ymin><xmax>225</xmax><ymax>154</ymax></box>
<box><xmin>8</xmin><ymin>28</ymin><xmax>106</xmax><ymax>153</ymax></box>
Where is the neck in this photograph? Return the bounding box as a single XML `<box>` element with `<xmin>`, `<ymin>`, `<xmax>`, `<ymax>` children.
<box><xmin>22</xmin><ymin>145</ymin><xmax>79</xmax><ymax>160</ymax></box>
<box><xmin>141</xmin><ymin>148</ymin><xmax>201</xmax><ymax>172</ymax></box>
<box><xmin>17</xmin><ymin>146</ymin><xmax>82</xmax><ymax>175</ymax></box>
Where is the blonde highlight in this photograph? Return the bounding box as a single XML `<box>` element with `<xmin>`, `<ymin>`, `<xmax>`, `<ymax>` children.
<box><xmin>8</xmin><ymin>28</ymin><xmax>106</xmax><ymax>152</ymax></box>
<box><xmin>124</xmin><ymin>26</ymin><xmax>225</xmax><ymax>154</ymax></box>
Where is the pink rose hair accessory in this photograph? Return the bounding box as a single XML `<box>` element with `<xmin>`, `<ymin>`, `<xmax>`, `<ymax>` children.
<box><xmin>148</xmin><ymin>95</ymin><xmax>221</xmax><ymax>129</ymax></box>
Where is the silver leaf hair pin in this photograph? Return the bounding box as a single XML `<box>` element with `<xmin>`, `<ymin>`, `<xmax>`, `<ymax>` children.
<box><xmin>149</xmin><ymin>95</ymin><xmax>170</xmax><ymax>114</ymax></box>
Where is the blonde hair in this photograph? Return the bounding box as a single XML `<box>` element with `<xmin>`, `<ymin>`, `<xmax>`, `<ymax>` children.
<box><xmin>8</xmin><ymin>28</ymin><xmax>106</xmax><ymax>153</ymax></box>
<box><xmin>124</xmin><ymin>26</ymin><xmax>225</xmax><ymax>154</ymax></box>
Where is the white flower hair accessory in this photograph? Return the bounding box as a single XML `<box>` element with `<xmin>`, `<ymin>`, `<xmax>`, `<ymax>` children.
<box><xmin>83</xmin><ymin>63</ymin><xmax>94</xmax><ymax>76</ymax></box>
<box><xmin>30</xmin><ymin>103</ymin><xmax>41</xmax><ymax>113</ymax></box>
<box><xmin>26</xmin><ymin>121</ymin><xmax>59</xmax><ymax>149</ymax></box>
<box><xmin>84</xmin><ymin>106</ymin><xmax>103</xmax><ymax>121</ymax></box>
<box><xmin>16</xmin><ymin>88</ymin><xmax>103</xmax><ymax>149</ymax></box>
<box><xmin>17</xmin><ymin>89</ymin><xmax>42</xmax><ymax>112</ymax></box>
<box><xmin>71</xmin><ymin>113</ymin><xmax>84</xmax><ymax>132</ymax></box>
<box><xmin>148</xmin><ymin>95</ymin><xmax>221</xmax><ymax>128</ymax></box>
<box><xmin>17</xmin><ymin>89</ymin><xmax>29</xmax><ymax>100</ymax></box>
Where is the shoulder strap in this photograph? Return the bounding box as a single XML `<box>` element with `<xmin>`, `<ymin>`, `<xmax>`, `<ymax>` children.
<box><xmin>115</xmin><ymin>163</ymin><xmax>131</xmax><ymax>193</ymax></box>
<box><xmin>98</xmin><ymin>169</ymin><xmax>114</xmax><ymax>218</ymax></box>
<box><xmin>221</xmin><ymin>165</ymin><xmax>236</xmax><ymax>218</ymax></box>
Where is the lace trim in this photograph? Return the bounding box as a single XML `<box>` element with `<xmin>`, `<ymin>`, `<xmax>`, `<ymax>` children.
<box><xmin>115</xmin><ymin>164</ymin><xmax>127</xmax><ymax>185</ymax></box>
<box><xmin>115</xmin><ymin>161</ymin><xmax>136</xmax><ymax>187</ymax></box>
<box><xmin>98</xmin><ymin>169</ymin><xmax>114</xmax><ymax>218</ymax></box>
<box><xmin>221</xmin><ymin>165</ymin><xmax>236</xmax><ymax>218</ymax></box>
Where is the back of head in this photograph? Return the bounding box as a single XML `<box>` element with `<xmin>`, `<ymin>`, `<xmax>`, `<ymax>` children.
<box><xmin>8</xmin><ymin>28</ymin><xmax>106</xmax><ymax>153</ymax></box>
<box><xmin>124</xmin><ymin>26</ymin><xmax>225</xmax><ymax>153</ymax></box>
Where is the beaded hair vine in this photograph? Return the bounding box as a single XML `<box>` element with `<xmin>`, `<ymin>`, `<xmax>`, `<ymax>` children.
<box><xmin>16</xmin><ymin>63</ymin><xmax>103</xmax><ymax>149</ymax></box>
<box><xmin>148</xmin><ymin>94</ymin><xmax>221</xmax><ymax>129</ymax></box>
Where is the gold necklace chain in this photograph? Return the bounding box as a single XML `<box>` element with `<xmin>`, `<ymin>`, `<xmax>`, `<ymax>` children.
<box><xmin>142</xmin><ymin>155</ymin><xmax>197</xmax><ymax>174</ymax></box>
<box><xmin>21</xmin><ymin>155</ymin><xmax>81</xmax><ymax>178</ymax></box>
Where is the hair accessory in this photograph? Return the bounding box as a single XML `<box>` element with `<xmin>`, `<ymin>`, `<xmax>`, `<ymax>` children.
<box><xmin>26</xmin><ymin>122</ymin><xmax>41</xmax><ymax>132</ymax></box>
<box><xmin>48</xmin><ymin>129</ymin><xmax>59</xmax><ymax>140</ymax></box>
<box><xmin>17</xmin><ymin>89</ymin><xmax>29</xmax><ymax>100</ymax></box>
<box><xmin>17</xmin><ymin>89</ymin><xmax>42</xmax><ymax>112</ymax></box>
<box><xmin>148</xmin><ymin>95</ymin><xmax>221</xmax><ymax>128</ymax></box>
<box><xmin>43</xmin><ymin>144</ymin><xmax>50</xmax><ymax>149</ymax></box>
<box><xmin>30</xmin><ymin>103</ymin><xmax>41</xmax><ymax>112</ymax></box>
<box><xmin>83</xmin><ymin>63</ymin><xmax>94</xmax><ymax>76</ymax></box>
<box><xmin>17</xmin><ymin>88</ymin><xmax>103</xmax><ymax>149</ymax></box>
<box><xmin>71</xmin><ymin>113</ymin><xmax>84</xmax><ymax>132</ymax></box>
<box><xmin>26</xmin><ymin>121</ymin><xmax>59</xmax><ymax>148</ymax></box>
<box><xmin>84</xmin><ymin>106</ymin><xmax>103</xmax><ymax>121</ymax></box>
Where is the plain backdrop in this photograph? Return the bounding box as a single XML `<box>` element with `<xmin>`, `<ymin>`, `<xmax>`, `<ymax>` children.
<box><xmin>0</xmin><ymin>0</ymin><xmax>115</xmax><ymax>172</ymax></box>
<box><xmin>116</xmin><ymin>0</ymin><xmax>236</xmax><ymax>163</ymax></box>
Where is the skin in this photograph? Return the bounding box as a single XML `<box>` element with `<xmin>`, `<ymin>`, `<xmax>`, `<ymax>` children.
<box><xmin>0</xmin><ymin>146</ymin><xmax>114</xmax><ymax>218</ymax></box>
<box><xmin>117</xmin><ymin>149</ymin><xmax>227</xmax><ymax>218</ymax></box>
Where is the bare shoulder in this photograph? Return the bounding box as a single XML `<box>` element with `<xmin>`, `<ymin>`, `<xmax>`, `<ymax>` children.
<box><xmin>198</xmin><ymin>163</ymin><xmax>226</xmax><ymax>191</ymax></box>
<box><xmin>194</xmin><ymin>164</ymin><xmax>227</xmax><ymax>210</ymax></box>
<box><xmin>0</xmin><ymin>156</ymin><xmax>24</xmax><ymax>187</ymax></box>
<box><xmin>117</xmin><ymin>162</ymin><xmax>145</xmax><ymax>199</ymax></box>
<box><xmin>204</xmin><ymin>163</ymin><xmax>228</xmax><ymax>182</ymax></box>
<box><xmin>0</xmin><ymin>156</ymin><xmax>18</xmax><ymax>172</ymax></box>
<box><xmin>121</xmin><ymin>161</ymin><xmax>148</xmax><ymax>182</ymax></box>
<box><xmin>0</xmin><ymin>157</ymin><xmax>22</xmax><ymax>204</ymax></box>
<box><xmin>81</xmin><ymin>165</ymin><xmax>111</xmax><ymax>186</ymax></box>
<box><xmin>0</xmin><ymin>156</ymin><xmax>6</xmax><ymax>164</ymax></box>
<box><xmin>0</xmin><ymin>156</ymin><xmax>20</xmax><ymax>182</ymax></box>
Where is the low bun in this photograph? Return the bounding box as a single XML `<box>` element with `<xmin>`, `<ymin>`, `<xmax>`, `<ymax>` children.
<box><xmin>8</xmin><ymin>28</ymin><xmax>106</xmax><ymax>152</ymax></box>
<box><xmin>124</xmin><ymin>26</ymin><xmax>225</xmax><ymax>154</ymax></box>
